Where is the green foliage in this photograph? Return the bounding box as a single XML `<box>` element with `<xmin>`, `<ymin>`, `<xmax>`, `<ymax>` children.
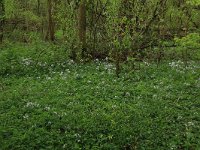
<box><xmin>187</xmin><ymin>0</ymin><xmax>200</xmax><ymax>6</ymax></box>
<box><xmin>0</xmin><ymin>43</ymin><xmax>69</xmax><ymax>76</ymax></box>
<box><xmin>174</xmin><ymin>33</ymin><xmax>200</xmax><ymax>59</ymax></box>
<box><xmin>1</xmin><ymin>0</ymin><xmax>200</xmax><ymax>148</ymax></box>
<box><xmin>2</xmin><ymin>0</ymin><xmax>200</xmax><ymax>62</ymax></box>
<box><xmin>55</xmin><ymin>30</ymin><xmax>63</xmax><ymax>40</ymax></box>
<box><xmin>1</xmin><ymin>44</ymin><xmax>200</xmax><ymax>149</ymax></box>
<box><xmin>7</xmin><ymin>30</ymin><xmax>42</xmax><ymax>43</ymax></box>
<box><xmin>21</xmin><ymin>11</ymin><xmax>41</xmax><ymax>24</ymax></box>
<box><xmin>175</xmin><ymin>33</ymin><xmax>200</xmax><ymax>49</ymax></box>
<box><xmin>4</xmin><ymin>0</ymin><xmax>17</xmax><ymax>19</ymax></box>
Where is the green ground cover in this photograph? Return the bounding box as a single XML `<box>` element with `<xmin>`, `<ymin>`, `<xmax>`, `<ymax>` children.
<box><xmin>0</xmin><ymin>44</ymin><xmax>200</xmax><ymax>149</ymax></box>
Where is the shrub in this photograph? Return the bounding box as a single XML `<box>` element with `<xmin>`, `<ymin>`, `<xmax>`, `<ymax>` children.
<box><xmin>174</xmin><ymin>33</ymin><xmax>200</xmax><ymax>60</ymax></box>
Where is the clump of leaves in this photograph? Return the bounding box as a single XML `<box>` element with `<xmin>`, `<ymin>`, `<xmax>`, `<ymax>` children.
<box><xmin>174</xmin><ymin>33</ymin><xmax>200</xmax><ymax>64</ymax></box>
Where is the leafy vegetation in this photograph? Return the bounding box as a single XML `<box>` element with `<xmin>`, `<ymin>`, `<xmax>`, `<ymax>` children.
<box><xmin>0</xmin><ymin>43</ymin><xmax>200</xmax><ymax>149</ymax></box>
<box><xmin>0</xmin><ymin>0</ymin><xmax>200</xmax><ymax>149</ymax></box>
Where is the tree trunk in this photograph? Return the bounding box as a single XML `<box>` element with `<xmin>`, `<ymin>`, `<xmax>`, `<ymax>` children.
<box><xmin>46</xmin><ymin>0</ymin><xmax>55</xmax><ymax>41</ymax></box>
<box><xmin>78</xmin><ymin>0</ymin><xmax>86</xmax><ymax>58</ymax></box>
<box><xmin>0</xmin><ymin>0</ymin><xmax>5</xmax><ymax>43</ymax></box>
<box><xmin>37</xmin><ymin>0</ymin><xmax>40</xmax><ymax>15</ymax></box>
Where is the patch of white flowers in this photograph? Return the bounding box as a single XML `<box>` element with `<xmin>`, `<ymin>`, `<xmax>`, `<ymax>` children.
<box><xmin>38</xmin><ymin>62</ymin><xmax>47</xmax><ymax>67</ymax></box>
<box><xmin>46</xmin><ymin>76</ymin><xmax>52</xmax><ymax>80</ymax></box>
<box><xmin>104</xmin><ymin>63</ymin><xmax>114</xmax><ymax>70</ymax></box>
<box><xmin>169</xmin><ymin>60</ymin><xmax>199</xmax><ymax>73</ymax></box>
<box><xmin>21</xmin><ymin>58</ymin><xmax>33</xmax><ymax>66</ymax></box>
<box><xmin>25</xmin><ymin>102</ymin><xmax>40</xmax><ymax>108</ymax></box>
<box><xmin>186</xmin><ymin>121</ymin><xmax>195</xmax><ymax>127</ymax></box>
<box><xmin>23</xmin><ymin>114</ymin><xmax>29</xmax><ymax>119</ymax></box>
<box><xmin>44</xmin><ymin>106</ymin><xmax>51</xmax><ymax>111</ymax></box>
<box><xmin>143</xmin><ymin>61</ymin><xmax>150</xmax><ymax>66</ymax></box>
<box><xmin>169</xmin><ymin>60</ymin><xmax>184</xmax><ymax>68</ymax></box>
<box><xmin>68</xmin><ymin>59</ymin><xmax>75</xmax><ymax>65</ymax></box>
<box><xmin>168</xmin><ymin>61</ymin><xmax>185</xmax><ymax>73</ymax></box>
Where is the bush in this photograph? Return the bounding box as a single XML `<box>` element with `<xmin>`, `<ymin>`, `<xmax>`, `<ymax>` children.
<box><xmin>174</xmin><ymin>33</ymin><xmax>200</xmax><ymax>60</ymax></box>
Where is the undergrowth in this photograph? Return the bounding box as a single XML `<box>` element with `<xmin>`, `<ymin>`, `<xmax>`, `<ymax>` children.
<box><xmin>0</xmin><ymin>43</ymin><xmax>200</xmax><ymax>150</ymax></box>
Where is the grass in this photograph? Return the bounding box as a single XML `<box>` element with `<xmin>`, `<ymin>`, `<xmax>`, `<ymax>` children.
<box><xmin>0</xmin><ymin>43</ymin><xmax>200</xmax><ymax>149</ymax></box>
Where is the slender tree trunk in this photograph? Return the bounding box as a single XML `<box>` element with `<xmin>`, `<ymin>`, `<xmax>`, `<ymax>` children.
<box><xmin>46</xmin><ymin>0</ymin><xmax>55</xmax><ymax>41</ymax></box>
<box><xmin>0</xmin><ymin>0</ymin><xmax>5</xmax><ymax>43</ymax></box>
<box><xmin>37</xmin><ymin>0</ymin><xmax>40</xmax><ymax>15</ymax></box>
<box><xmin>78</xmin><ymin>0</ymin><xmax>86</xmax><ymax>58</ymax></box>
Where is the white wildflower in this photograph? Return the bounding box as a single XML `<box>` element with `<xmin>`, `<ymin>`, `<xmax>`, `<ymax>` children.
<box><xmin>21</xmin><ymin>58</ymin><xmax>33</xmax><ymax>66</ymax></box>
<box><xmin>23</xmin><ymin>114</ymin><xmax>29</xmax><ymax>119</ymax></box>
<box><xmin>25</xmin><ymin>102</ymin><xmax>40</xmax><ymax>108</ymax></box>
<box><xmin>44</xmin><ymin>106</ymin><xmax>51</xmax><ymax>111</ymax></box>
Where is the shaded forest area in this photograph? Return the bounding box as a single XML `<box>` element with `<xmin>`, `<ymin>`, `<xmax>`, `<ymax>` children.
<box><xmin>0</xmin><ymin>0</ymin><xmax>200</xmax><ymax>150</ymax></box>
<box><xmin>1</xmin><ymin>0</ymin><xmax>200</xmax><ymax>66</ymax></box>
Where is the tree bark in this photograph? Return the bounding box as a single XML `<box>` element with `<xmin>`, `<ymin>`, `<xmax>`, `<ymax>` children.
<box><xmin>37</xmin><ymin>0</ymin><xmax>40</xmax><ymax>15</ymax></box>
<box><xmin>0</xmin><ymin>0</ymin><xmax>5</xmax><ymax>43</ymax></box>
<box><xmin>78</xmin><ymin>0</ymin><xmax>86</xmax><ymax>58</ymax></box>
<box><xmin>46</xmin><ymin>0</ymin><xmax>55</xmax><ymax>41</ymax></box>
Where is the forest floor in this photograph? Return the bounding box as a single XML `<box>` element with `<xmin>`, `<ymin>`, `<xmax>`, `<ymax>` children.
<box><xmin>0</xmin><ymin>43</ymin><xmax>200</xmax><ymax>149</ymax></box>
